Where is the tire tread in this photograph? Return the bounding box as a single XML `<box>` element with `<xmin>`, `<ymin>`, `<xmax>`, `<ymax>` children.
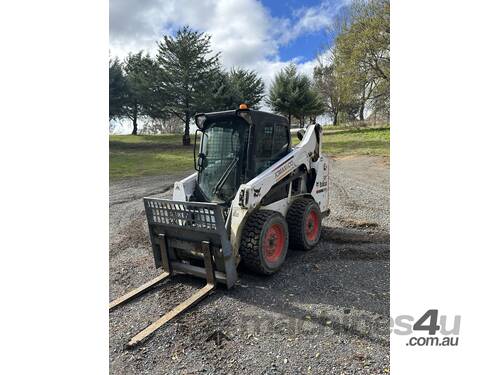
<box><xmin>240</xmin><ymin>210</ymin><xmax>284</xmax><ymax>275</ymax></box>
<box><xmin>286</xmin><ymin>197</ymin><xmax>321</xmax><ymax>251</ymax></box>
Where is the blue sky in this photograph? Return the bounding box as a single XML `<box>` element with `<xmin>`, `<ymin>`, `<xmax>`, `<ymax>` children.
<box><xmin>263</xmin><ymin>0</ymin><xmax>333</xmax><ymax>62</ymax></box>
<box><xmin>279</xmin><ymin>29</ymin><xmax>330</xmax><ymax>62</ymax></box>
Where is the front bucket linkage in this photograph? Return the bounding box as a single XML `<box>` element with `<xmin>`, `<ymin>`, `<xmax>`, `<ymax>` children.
<box><xmin>109</xmin><ymin>239</ymin><xmax>216</xmax><ymax>348</ymax></box>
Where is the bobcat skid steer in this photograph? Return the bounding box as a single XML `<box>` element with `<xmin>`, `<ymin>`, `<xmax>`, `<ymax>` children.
<box><xmin>110</xmin><ymin>104</ymin><xmax>330</xmax><ymax>347</ymax></box>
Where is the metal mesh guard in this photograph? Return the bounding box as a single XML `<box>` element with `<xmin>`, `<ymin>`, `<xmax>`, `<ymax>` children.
<box><xmin>144</xmin><ymin>198</ymin><xmax>221</xmax><ymax>231</ymax></box>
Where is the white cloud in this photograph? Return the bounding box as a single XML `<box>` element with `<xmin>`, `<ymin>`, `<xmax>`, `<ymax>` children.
<box><xmin>278</xmin><ymin>0</ymin><xmax>351</xmax><ymax>44</ymax></box>
<box><xmin>109</xmin><ymin>0</ymin><xmax>345</xmax><ymax>97</ymax></box>
<box><xmin>109</xmin><ymin>0</ymin><xmax>277</xmax><ymax>63</ymax></box>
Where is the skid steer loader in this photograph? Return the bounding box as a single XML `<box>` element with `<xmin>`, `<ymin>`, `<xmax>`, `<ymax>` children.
<box><xmin>110</xmin><ymin>104</ymin><xmax>330</xmax><ymax>347</ymax></box>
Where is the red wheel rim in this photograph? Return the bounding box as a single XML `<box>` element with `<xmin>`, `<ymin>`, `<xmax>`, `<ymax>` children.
<box><xmin>305</xmin><ymin>210</ymin><xmax>319</xmax><ymax>241</ymax></box>
<box><xmin>263</xmin><ymin>223</ymin><xmax>285</xmax><ymax>262</ymax></box>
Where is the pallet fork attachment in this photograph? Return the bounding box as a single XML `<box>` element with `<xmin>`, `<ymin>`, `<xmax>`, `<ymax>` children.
<box><xmin>109</xmin><ymin>198</ymin><xmax>237</xmax><ymax>347</ymax></box>
<box><xmin>109</xmin><ymin>239</ymin><xmax>216</xmax><ymax>348</ymax></box>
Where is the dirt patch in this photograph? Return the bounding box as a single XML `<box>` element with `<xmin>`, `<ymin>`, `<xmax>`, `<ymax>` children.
<box><xmin>339</xmin><ymin>218</ymin><xmax>380</xmax><ymax>229</ymax></box>
<box><xmin>111</xmin><ymin>214</ymin><xmax>150</xmax><ymax>256</ymax></box>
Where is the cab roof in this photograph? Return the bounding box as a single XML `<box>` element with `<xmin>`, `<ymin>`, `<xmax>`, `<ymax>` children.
<box><xmin>195</xmin><ymin>109</ymin><xmax>289</xmax><ymax>130</ymax></box>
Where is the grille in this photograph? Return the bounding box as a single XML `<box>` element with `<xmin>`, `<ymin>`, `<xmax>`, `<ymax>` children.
<box><xmin>144</xmin><ymin>198</ymin><xmax>221</xmax><ymax>231</ymax></box>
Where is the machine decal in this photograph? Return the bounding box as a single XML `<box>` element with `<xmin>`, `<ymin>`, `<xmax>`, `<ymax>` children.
<box><xmin>273</xmin><ymin>156</ymin><xmax>294</xmax><ymax>181</ymax></box>
<box><xmin>316</xmin><ymin>180</ymin><xmax>328</xmax><ymax>188</ymax></box>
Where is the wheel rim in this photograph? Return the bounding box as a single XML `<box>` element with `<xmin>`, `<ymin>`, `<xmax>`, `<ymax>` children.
<box><xmin>263</xmin><ymin>223</ymin><xmax>285</xmax><ymax>262</ymax></box>
<box><xmin>305</xmin><ymin>209</ymin><xmax>319</xmax><ymax>241</ymax></box>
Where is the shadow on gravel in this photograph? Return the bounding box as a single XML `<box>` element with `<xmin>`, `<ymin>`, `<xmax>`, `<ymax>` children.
<box><xmin>319</xmin><ymin>227</ymin><xmax>390</xmax><ymax>260</ymax></box>
<box><xmin>321</xmin><ymin>227</ymin><xmax>390</xmax><ymax>245</ymax></box>
<box><xmin>225</xmin><ymin>224</ymin><xmax>390</xmax><ymax>345</ymax></box>
<box><xmin>227</xmin><ymin>285</ymin><xmax>389</xmax><ymax>346</ymax></box>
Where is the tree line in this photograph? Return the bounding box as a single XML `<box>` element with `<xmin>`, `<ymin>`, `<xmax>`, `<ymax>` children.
<box><xmin>109</xmin><ymin>26</ymin><xmax>266</xmax><ymax>145</ymax></box>
<box><xmin>109</xmin><ymin>0</ymin><xmax>389</xmax><ymax>142</ymax></box>
<box><xmin>314</xmin><ymin>0</ymin><xmax>389</xmax><ymax>125</ymax></box>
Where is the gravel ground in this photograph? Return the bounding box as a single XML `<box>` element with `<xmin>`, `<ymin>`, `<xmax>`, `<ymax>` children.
<box><xmin>109</xmin><ymin>155</ymin><xmax>390</xmax><ymax>374</ymax></box>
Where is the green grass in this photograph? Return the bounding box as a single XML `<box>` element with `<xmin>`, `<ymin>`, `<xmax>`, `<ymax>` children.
<box><xmin>292</xmin><ymin>125</ymin><xmax>390</xmax><ymax>157</ymax></box>
<box><xmin>110</xmin><ymin>134</ymin><xmax>194</xmax><ymax>179</ymax></box>
<box><xmin>322</xmin><ymin>126</ymin><xmax>390</xmax><ymax>157</ymax></box>
<box><xmin>110</xmin><ymin>134</ymin><xmax>185</xmax><ymax>146</ymax></box>
<box><xmin>110</xmin><ymin>126</ymin><xmax>389</xmax><ymax>179</ymax></box>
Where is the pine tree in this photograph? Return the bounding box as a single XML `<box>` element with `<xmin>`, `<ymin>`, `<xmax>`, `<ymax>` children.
<box><xmin>267</xmin><ymin>64</ymin><xmax>297</xmax><ymax>124</ymax></box>
<box><xmin>123</xmin><ymin>52</ymin><xmax>156</xmax><ymax>135</ymax></box>
<box><xmin>227</xmin><ymin>68</ymin><xmax>265</xmax><ymax>109</ymax></box>
<box><xmin>156</xmin><ymin>26</ymin><xmax>221</xmax><ymax>145</ymax></box>
<box><xmin>268</xmin><ymin>64</ymin><xmax>324</xmax><ymax>126</ymax></box>
<box><xmin>210</xmin><ymin>68</ymin><xmax>265</xmax><ymax>110</ymax></box>
<box><xmin>109</xmin><ymin>58</ymin><xmax>127</xmax><ymax>120</ymax></box>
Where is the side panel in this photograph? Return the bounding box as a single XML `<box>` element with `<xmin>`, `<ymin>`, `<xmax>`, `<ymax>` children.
<box><xmin>173</xmin><ymin>172</ymin><xmax>197</xmax><ymax>201</ymax></box>
<box><xmin>310</xmin><ymin>154</ymin><xmax>330</xmax><ymax>214</ymax></box>
<box><xmin>228</xmin><ymin>204</ymin><xmax>248</xmax><ymax>264</ymax></box>
<box><xmin>261</xmin><ymin>197</ymin><xmax>289</xmax><ymax>216</ymax></box>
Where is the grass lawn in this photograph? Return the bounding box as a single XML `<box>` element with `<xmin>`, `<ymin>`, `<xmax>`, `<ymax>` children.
<box><xmin>110</xmin><ymin>134</ymin><xmax>194</xmax><ymax>179</ymax></box>
<box><xmin>321</xmin><ymin>126</ymin><xmax>390</xmax><ymax>157</ymax></box>
<box><xmin>110</xmin><ymin>126</ymin><xmax>389</xmax><ymax>179</ymax></box>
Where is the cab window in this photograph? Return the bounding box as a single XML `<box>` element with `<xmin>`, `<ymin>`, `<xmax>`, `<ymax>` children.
<box><xmin>254</xmin><ymin>121</ymin><xmax>290</xmax><ymax>175</ymax></box>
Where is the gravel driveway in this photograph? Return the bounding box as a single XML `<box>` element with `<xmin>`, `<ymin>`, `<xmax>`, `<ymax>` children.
<box><xmin>109</xmin><ymin>155</ymin><xmax>390</xmax><ymax>374</ymax></box>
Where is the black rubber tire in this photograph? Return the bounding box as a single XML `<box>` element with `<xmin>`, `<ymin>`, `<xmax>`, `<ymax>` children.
<box><xmin>286</xmin><ymin>197</ymin><xmax>322</xmax><ymax>251</ymax></box>
<box><xmin>239</xmin><ymin>210</ymin><xmax>289</xmax><ymax>275</ymax></box>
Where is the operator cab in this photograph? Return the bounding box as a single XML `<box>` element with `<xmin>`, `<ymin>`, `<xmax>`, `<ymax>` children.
<box><xmin>194</xmin><ymin>106</ymin><xmax>290</xmax><ymax>204</ymax></box>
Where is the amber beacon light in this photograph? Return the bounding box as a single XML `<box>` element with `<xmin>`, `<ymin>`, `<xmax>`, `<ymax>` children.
<box><xmin>239</xmin><ymin>103</ymin><xmax>248</xmax><ymax>110</ymax></box>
